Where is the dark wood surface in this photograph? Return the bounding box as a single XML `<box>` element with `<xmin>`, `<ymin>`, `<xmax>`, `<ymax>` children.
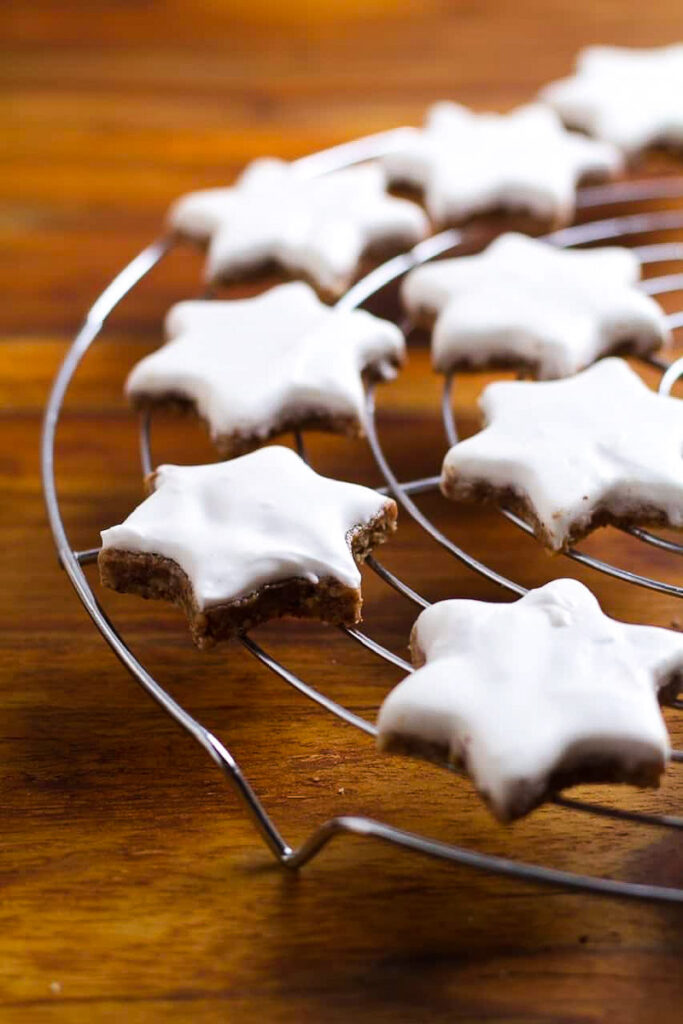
<box><xmin>3</xmin><ymin>2</ymin><xmax>683</xmax><ymax>1020</ymax></box>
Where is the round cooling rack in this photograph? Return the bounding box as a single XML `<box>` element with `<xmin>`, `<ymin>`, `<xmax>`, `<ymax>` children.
<box><xmin>42</xmin><ymin>131</ymin><xmax>683</xmax><ymax>904</ymax></box>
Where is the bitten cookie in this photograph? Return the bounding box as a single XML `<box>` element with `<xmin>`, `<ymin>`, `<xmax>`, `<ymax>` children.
<box><xmin>440</xmin><ymin>357</ymin><xmax>683</xmax><ymax>551</ymax></box>
<box><xmin>401</xmin><ymin>233</ymin><xmax>670</xmax><ymax>379</ymax></box>
<box><xmin>125</xmin><ymin>282</ymin><xmax>406</xmax><ymax>458</ymax></box>
<box><xmin>380</xmin><ymin>102</ymin><xmax>622</xmax><ymax>228</ymax></box>
<box><xmin>168</xmin><ymin>159</ymin><xmax>428</xmax><ymax>299</ymax></box>
<box><xmin>377</xmin><ymin>579</ymin><xmax>682</xmax><ymax>822</ymax></box>
<box><xmin>98</xmin><ymin>447</ymin><xmax>397</xmax><ymax>647</ymax></box>
<box><xmin>540</xmin><ymin>45</ymin><xmax>683</xmax><ymax>158</ymax></box>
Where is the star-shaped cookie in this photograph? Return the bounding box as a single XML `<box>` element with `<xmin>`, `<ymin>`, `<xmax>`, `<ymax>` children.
<box><xmin>381</xmin><ymin>102</ymin><xmax>622</xmax><ymax>228</ymax></box>
<box><xmin>168</xmin><ymin>158</ymin><xmax>429</xmax><ymax>298</ymax></box>
<box><xmin>377</xmin><ymin>579</ymin><xmax>682</xmax><ymax>821</ymax></box>
<box><xmin>540</xmin><ymin>45</ymin><xmax>683</xmax><ymax>157</ymax></box>
<box><xmin>441</xmin><ymin>357</ymin><xmax>683</xmax><ymax>551</ymax></box>
<box><xmin>126</xmin><ymin>282</ymin><xmax>406</xmax><ymax>457</ymax></box>
<box><xmin>401</xmin><ymin>233</ymin><xmax>670</xmax><ymax>378</ymax></box>
<box><xmin>99</xmin><ymin>446</ymin><xmax>397</xmax><ymax>647</ymax></box>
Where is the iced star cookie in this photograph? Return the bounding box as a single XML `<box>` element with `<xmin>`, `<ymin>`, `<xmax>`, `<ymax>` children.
<box><xmin>380</xmin><ymin>102</ymin><xmax>622</xmax><ymax>228</ymax></box>
<box><xmin>540</xmin><ymin>45</ymin><xmax>683</xmax><ymax>158</ymax></box>
<box><xmin>126</xmin><ymin>283</ymin><xmax>405</xmax><ymax>457</ymax></box>
<box><xmin>168</xmin><ymin>159</ymin><xmax>429</xmax><ymax>299</ymax></box>
<box><xmin>98</xmin><ymin>447</ymin><xmax>397</xmax><ymax>647</ymax></box>
<box><xmin>401</xmin><ymin>233</ymin><xmax>670</xmax><ymax>379</ymax></box>
<box><xmin>441</xmin><ymin>358</ymin><xmax>683</xmax><ymax>551</ymax></box>
<box><xmin>377</xmin><ymin>579</ymin><xmax>682</xmax><ymax>821</ymax></box>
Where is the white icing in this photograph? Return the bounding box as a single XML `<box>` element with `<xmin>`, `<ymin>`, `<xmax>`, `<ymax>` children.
<box><xmin>402</xmin><ymin>233</ymin><xmax>669</xmax><ymax>378</ymax></box>
<box><xmin>540</xmin><ymin>45</ymin><xmax>683</xmax><ymax>157</ymax></box>
<box><xmin>168</xmin><ymin>159</ymin><xmax>428</xmax><ymax>295</ymax></box>
<box><xmin>100</xmin><ymin>446</ymin><xmax>392</xmax><ymax>610</ymax></box>
<box><xmin>380</xmin><ymin>102</ymin><xmax>622</xmax><ymax>227</ymax></box>
<box><xmin>125</xmin><ymin>282</ymin><xmax>405</xmax><ymax>445</ymax></box>
<box><xmin>441</xmin><ymin>357</ymin><xmax>683</xmax><ymax>550</ymax></box>
<box><xmin>377</xmin><ymin>579</ymin><xmax>681</xmax><ymax>820</ymax></box>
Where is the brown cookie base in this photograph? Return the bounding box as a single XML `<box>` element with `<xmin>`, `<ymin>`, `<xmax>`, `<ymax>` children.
<box><xmin>404</xmin><ymin>309</ymin><xmax>664</xmax><ymax>377</ymax></box>
<box><xmin>440</xmin><ymin>472</ymin><xmax>679</xmax><ymax>553</ymax></box>
<box><xmin>129</xmin><ymin>359</ymin><xmax>402</xmax><ymax>459</ymax></box>
<box><xmin>130</xmin><ymin>392</ymin><xmax>361</xmax><ymax>459</ymax></box>
<box><xmin>173</xmin><ymin>230</ymin><xmax>425</xmax><ymax>304</ymax></box>
<box><xmin>404</xmin><ymin>300</ymin><xmax>664</xmax><ymax>379</ymax></box>
<box><xmin>392</xmin><ymin>165</ymin><xmax>618</xmax><ymax>236</ymax></box>
<box><xmin>378</xmin><ymin>729</ymin><xmax>667</xmax><ymax>823</ymax></box>
<box><xmin>98</xmin><ymin>501</ymin><xmax>397</xmax><ymax>648</ymax></box>
<box><xmin>435</xmin><ymin>339</ymin><xmax>664</xmax><ymax>377</ymax></box>
<box><xmin>387</xmin><ymin>184</ymin><xmax>565</xmax><ymax>237</ymax></box>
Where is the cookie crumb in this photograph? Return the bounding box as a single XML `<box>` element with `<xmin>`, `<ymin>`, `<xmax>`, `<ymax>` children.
<box><xmin>49</xmin><ymin>982</ymin><xmax>62</xmax><ymax>995</ymax></box>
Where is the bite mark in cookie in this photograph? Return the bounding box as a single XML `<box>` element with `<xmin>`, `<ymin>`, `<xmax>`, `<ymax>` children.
<box><xmin>98</xmin><ymin>446</ymin><xmax>397</xmax><ymax>647</ymax></box>
<box><xmin>377</xmin><ymin>579</ymin><xmax>683</xmax><ymax>822</ymax></box>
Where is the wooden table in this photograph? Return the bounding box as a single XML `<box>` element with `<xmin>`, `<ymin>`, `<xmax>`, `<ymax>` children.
<box><xmin>3</xmin><ymin>2</ymin><xmax>682</xmax><ymax>1019</ymax></box>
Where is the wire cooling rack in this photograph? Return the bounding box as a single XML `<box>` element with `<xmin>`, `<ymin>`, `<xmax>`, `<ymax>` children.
<box><xmin>41</xmin><ymin>131</ymin><xmax>683</xmax><ymax>904</ymax></box>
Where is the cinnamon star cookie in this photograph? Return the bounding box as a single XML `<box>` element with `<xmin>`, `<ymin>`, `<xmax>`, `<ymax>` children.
<box><xmin>401</xmin><ymin>233</ymin><xmax>669</xmax><ymax>379</ymax></box>
<box><xmin>126</xmin><ymin>282</ymin><xmax>405</xmax><ymax>457</ymax></box>
<box><xmin>99</xmin><ymin>447</ymin><xmax>397</xmax><ymax>647</ymax></box>
<box><xmin>377</xmin><ymin>579</ymin><xmax>682</xmax><ymax>821</ymax></box>
<box><xmin>440</xmin><ymin>357</ymin><xmax>683</xmax><ymax>551</ymax></box>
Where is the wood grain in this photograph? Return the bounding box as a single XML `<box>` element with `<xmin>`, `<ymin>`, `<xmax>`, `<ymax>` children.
<box><xmin>2</xmin><ymin>1</ymin><xmax>683</xmax><ymax>1020</ymax></box>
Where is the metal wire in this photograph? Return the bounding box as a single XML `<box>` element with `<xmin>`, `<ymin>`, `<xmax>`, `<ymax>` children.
<box><xmin>577</xmin><ymin>177</ymin><xmax>683</xmax><ymax>207</ymax></box>
<box><xmin>364</xmin><ymin>386</ymin><xmax>528</xmax><ymax>596</ymax></box>
<box><xmin>41</xmin><ymin>148</ymin><xmax>683</xmax><ymax>904</ymax></box>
